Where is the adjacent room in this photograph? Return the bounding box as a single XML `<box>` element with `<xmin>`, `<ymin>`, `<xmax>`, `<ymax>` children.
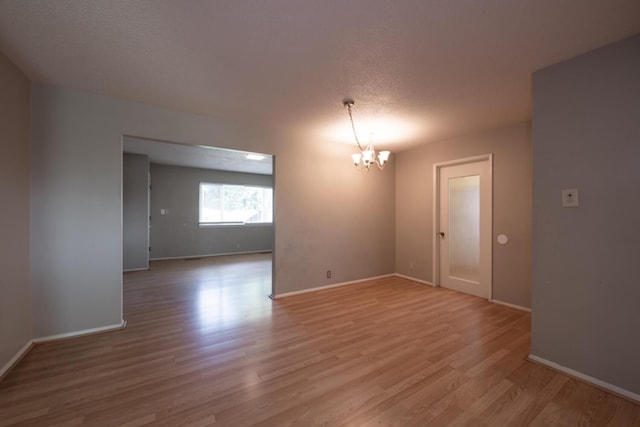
<box><xmin>123</xmin><ymin>137</ymin><xmax>274</xmax><ymax>272</ymax></box>
<box><xmin>1</xmin><ymin>1</ymin><xmax>639</xmax><ymax>425</ymax></box>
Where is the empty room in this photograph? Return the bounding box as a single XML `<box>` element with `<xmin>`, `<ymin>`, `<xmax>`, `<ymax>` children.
<box><xmin>1</xmin><ymin>1</ymin><xmax>639</xmax><ymax>426</ymax></box>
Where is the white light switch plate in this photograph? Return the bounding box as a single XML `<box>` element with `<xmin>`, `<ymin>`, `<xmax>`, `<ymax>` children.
<box><xmin>562</xmin><ymin>188</ymin><xmax>579</xmax><ymax>207</ymax></box>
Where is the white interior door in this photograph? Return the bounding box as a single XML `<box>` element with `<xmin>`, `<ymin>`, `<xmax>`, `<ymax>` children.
<box><xmin>436</xmin><ymin>158</ymin><xmax>492</xmax><ymax>299</ymax></box>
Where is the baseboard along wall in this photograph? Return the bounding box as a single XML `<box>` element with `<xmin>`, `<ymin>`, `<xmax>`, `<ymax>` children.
<box><xmin>489</xmin><ymin>299</ymin><xmax>531</xmax><ymax>312</ymax></box>
<box><xmin>528</xmin><ymin>354</ymin><xmax>640</xmax><ymax>405</ymax></box>
<box><xmin>0</xmin><ymin>320</ymin><xmax>126</xmax><ymax>381</ymax></box>
<box><xmin>150</xmin><ymin>250</ymin><xmax>272</xmax><ymax>262</ymax></box>
<box><xmin>32</xmin><ymin>320</ymin><xmax>126</xmax><ymax>343</ymax></box>
<box><xmin>272</xmin><ymin>274</ymin><xmax>396</xmax><ymax>299</ymax></box>
<box><xmin>394</xmin><ymin>273</ymin><xmax>435</xmax><ymax>287</ymax></box>
<box><xmin>0</xmin><ymin>340</ymin><xmax>33</xmax><ymax>381</ymax></box>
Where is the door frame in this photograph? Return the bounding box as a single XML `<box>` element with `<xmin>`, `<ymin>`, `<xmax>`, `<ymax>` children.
<box><xmin>433</xmin><ymin>154</ymin><xmax>493</xmax><ymax>298</ymax></box>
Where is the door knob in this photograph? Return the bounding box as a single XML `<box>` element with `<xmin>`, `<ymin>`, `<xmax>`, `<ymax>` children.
<box><xmin>438</xmin><ymin>232</ymin><xmax>445</xmax><ymax>238</ymax></box>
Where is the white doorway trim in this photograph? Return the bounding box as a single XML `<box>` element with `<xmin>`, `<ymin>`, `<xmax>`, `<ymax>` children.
<box><xmin>433</xmin><ymin>154</ymin><xmax>493</xmax><ymax>298</ymax></box>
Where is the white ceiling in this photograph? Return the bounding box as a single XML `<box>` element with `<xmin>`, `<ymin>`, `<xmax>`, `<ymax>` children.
<box><xmin>1</xmin><ymin>1</ymin><xmax>639</xmax><ymax>152</ymax></box>
<box><xmin>123</xmin><ymin>136</ymin><xmax>273</xmax><ymax>175</ymax></box>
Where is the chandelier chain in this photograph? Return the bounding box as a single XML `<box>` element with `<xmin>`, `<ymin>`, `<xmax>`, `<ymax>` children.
<box><xmin>346</xmin><ymin>103</ymin><xmax>365</xmax><ymax>152</ymax></box>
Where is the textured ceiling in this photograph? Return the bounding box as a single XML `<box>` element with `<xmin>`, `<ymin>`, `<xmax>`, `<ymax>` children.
<box><xmin>1</xmin><ymin>1</ymin><xmax>639</xmax><ymax>152</ymax></box>
<box><xmin>123</xmin><ymin>136</ymin><xmax>273</xmax><ymax>175</ymax></box>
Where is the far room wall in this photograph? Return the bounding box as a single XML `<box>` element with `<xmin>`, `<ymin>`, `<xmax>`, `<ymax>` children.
<box><xmin>149</xmin><ymin>163</ymin><xmax>274</xmax><ymax>260</ymax></box>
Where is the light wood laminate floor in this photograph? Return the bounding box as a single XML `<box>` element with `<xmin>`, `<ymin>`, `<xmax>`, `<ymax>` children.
<box><xmin>1</xmin><ymin>254</ymin><xmax>638</xmax><ymax>426</ymax></box>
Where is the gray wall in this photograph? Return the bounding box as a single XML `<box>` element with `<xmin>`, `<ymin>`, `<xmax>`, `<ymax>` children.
<box><xmin>0</xmin><ymin>52</ymin><xmax>32</xmax><ymax>370</ymax></box>
<box><xmin>123</xmin><ymin>153</ymin><xmax>149</xmax><ymax>271</ymax></box>
<box><xmin>31</xmin><ymin>88</ymin><xmax>124</xmax><ymax>337</ymax></box>
<box><xmin>30</xmin><ymin>84</ymin><xmax>396</xmax><ymax>337</ymax></box>
<box><xmin>150</xmin><ymin>164</ymin><xmax>273</xmax><ymax>259</ymax></box>
<box><xmin>531</xmin><ymin>34</ymin><xmax>640</xmax><ymax>394</ymax></box>
<box><xmin>395</xmin><ymin>122</ymin><xmax>532</xmax><ymax>308</ymax></box>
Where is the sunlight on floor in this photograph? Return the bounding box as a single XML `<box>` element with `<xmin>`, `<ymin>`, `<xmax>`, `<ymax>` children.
<box><xmin>193</xmin><ymin>254</ymin><xmax>273</xmax><ymax>330</ymax></box>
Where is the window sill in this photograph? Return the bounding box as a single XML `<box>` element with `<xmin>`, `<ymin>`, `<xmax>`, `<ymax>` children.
<box><xmin>199</xmin><ymin>222</ymin><xmax>272</xmax><ymax>228</ymax></box>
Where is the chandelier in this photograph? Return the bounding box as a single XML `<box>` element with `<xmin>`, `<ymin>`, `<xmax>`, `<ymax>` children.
<box><xmin>343</xmin><ymin>99</ymin><xmax>390</xmax><ymax>171</ymax></box>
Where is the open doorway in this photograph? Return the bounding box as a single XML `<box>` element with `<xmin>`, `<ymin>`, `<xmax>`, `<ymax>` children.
<box><xmin>122</xmin><ymin>136</ymin><xmax>275</xmax><ymax>298</ymax></box>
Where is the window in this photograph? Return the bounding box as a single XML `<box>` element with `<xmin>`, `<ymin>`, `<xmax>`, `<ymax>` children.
<box><xmin>199</xmin><ymin>183</ymin><xmax>273</xmax><ymax>225</ymax></box>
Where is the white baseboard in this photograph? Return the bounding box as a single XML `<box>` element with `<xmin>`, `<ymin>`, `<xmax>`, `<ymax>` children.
<box><xmin>394</xmin><ymin>273</ymin><xmax>435</xmax><ymax>287</ymax></box>
<box><xmin>32</xmin><ymin>320</ymin><xmax>126</xmax><ymax>343</ymax></box>
<box><xmin>1</xmin><ymin>320</ymin><xmax>127</xmax><ymax>382</ymax></box>
<box><xmin>528</xmin><ymin>354</ymin><xmax>640</xmax><ymax>404</ymax></box>
<box><xmin>272</xmin><ymin>274</ymin><xmax>395</xmax><ymax>299</ymax></box>
<box><xmin>0</xmin><ymin>340</ymin><xmax>34</xmax><ymax>380</ymax></box>
<box><xmin>490</xmin><ymin>299</ymin><xmax>531</xmax><ymax>312</ymax></box>
<box><xmin>123</xmin><ymin>267</ymin><xmax>148</xmax><ymax>273</ymax></box>
<box><xmin>150</xmin><ymin>250</ymin><xmax>272</xmax><ymax>262</ymax></box>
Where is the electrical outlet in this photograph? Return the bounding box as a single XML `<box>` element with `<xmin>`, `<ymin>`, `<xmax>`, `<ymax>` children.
<box><xmin>326</xmin><ymin>270</ymin><xmax>331</xmax><ymax>279</ymax></box>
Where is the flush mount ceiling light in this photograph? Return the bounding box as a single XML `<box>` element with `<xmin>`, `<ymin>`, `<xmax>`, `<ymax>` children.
<box><xmin>343</xmin><ymin>98</ymin><xmax>390</xmax><ymax>171</ymax></box>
